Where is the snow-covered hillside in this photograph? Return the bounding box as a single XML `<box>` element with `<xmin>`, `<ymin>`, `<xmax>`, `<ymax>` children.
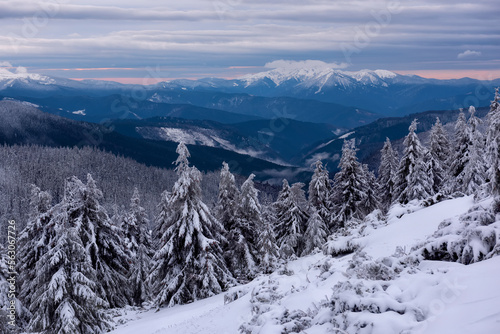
<box><xmin>108</xmin><ymin>196</ymin><xmax>500</xmax><ymax>334</ymax></box>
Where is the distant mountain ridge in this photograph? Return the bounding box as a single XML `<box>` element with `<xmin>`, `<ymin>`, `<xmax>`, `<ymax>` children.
<box><xmin>2</xmin><ymin>94</ymin><xmax>261</xmax><ymax>124</ymax></box>
<box><xmin>109</xmin><ymin>116</ymin><xmax>339</xmax><ymax>164</ymax></box>
<box><xmin>0</xmin><ymin>100</ymin><xmax>297</xmax><ymax>180</ymax></box>
<box><xmin>1</xmin><ymin>65</ymin><xmax>499</xmax><ymax>120</ymax></box>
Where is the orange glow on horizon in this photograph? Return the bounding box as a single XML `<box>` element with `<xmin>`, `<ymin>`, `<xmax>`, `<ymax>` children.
<box><xmin>227</xmin><ymin>66</ymin><xmax>262</xmax><ymax>69</ymax></box>
<box><xmin>70</xmin><ymin>75</ymin><xmax>241</xmax><ymax>84</ymax></box>
<box><xmin>70</xmin><ymin>69</ymin><xmax>500</xmax><ymax>84</ymax></box>
<box><xmin>49</xmin><ymin>67</ymin><xmax>137</xmax><ymax>71</ymax></box>
<box><xmin>71</xmin><ymin>77</ymin><xmax>175</xmax><ymax>84</ymax></box>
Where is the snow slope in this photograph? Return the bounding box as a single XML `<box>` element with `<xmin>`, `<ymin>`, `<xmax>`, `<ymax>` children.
<box><xmin>109</xmin><ymin>196</ymin><xmax>500</xmax><ymax>334</ymax></box>
<box><xmin>418</xmin><ymin>258</ymin><xmax>500</xmax><ymax>334</ymax></box>
<box><xmin>362</xmin><ymin>196</ymin><xmax>473</xmax><ymax>258</ymax></box>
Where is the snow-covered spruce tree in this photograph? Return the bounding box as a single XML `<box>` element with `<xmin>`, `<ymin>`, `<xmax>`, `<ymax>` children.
<box><xmin>215</xmin><ymin>162</ymin><xmax>248</xmax><ymax>278</ymax></box>
<box><xmin>152</xmin><ymin>189</ymin><xmax>171</xmax><ymax>246</ymax></box>
<box><xmin>361</xmin><ymin>164</ymin><xmax>380</xmax><ymax>215</ymax></box>
<box><xmin>377</xmin><ymin>138</ymin><xmax>398</xmax><ymax>210</ymax></box>
<box><xmin>122</xmin><ymin>187</ymin><xmax>154</xmax><ymax>306</ymax></box>
<box><xmin>18</xmin><ymin>185</ymin><xmax>53</xmax><ymax>315</ymax></box>
<box><xmin>394</xmin><ymin>119</ymin><xmax>433</xmax><ymax>203</ymax></box>
<box><xmin>429</xmin><ymin>117</ymin><xmax>451</xmax><ymax>168</ymax></box>
<box><xmin>424</xmin><ymin>149</ymin><xmax>443</xmax><ymax>196</ymax></box>
<box><xmin>216</xmin><ymin>162</ymin><xmax>240</xmax><ymax>232</ymax></box>
<box><xmin>290</xmin><ymin>182</ymin><xmax>309</xmax><ymax>210</ymax></box>
<box><xmin>33</xmin><ymin>176</ymin><xmax>131</xmax><ymax>309</ymax></box>
<box><xmin>256</xmin><ymin>206</ymin><xmax>279</xmax><ymax>274</ymax></box>
<box><xmin>290</xmin><ymin>182</ymin><xmax>310</xmax><ymax>235</ymax></box>
<box><xmin>308</xmin><ymin>160</ymin><xmax>332</xmax><ymax>231</ymax></box>
<box><xmin>462</xmin><ymin>106</ymin><xmax>487</xmax><ymax>195</ymax></box>
<box><xmin>28</xmin><ymin>182</ymin><xmax>110</xmax><ymax>334</ymax></box>
<box><xmin>83</xmin><ymin>174</ymin><xmax>131</xmax><ymax>308</ymax></box>
<box><xmin>149</xmin><ymin>144</ymin><xmax>234</xmax><ymax>308</ymax></box>
<box><xmin>486</xmin><ymin>88</ymin><xmax>500</xmax><ymax>205</ymax></box>
<box><xmin>110</xmin><ymin>203</ymin><xmax>126</xmax><ymax>229</ymax></box>
<box><xmin>274</xmin><ymin>180</ymin><xmax>308</xmax><ymax>258</ymax></box>
<box><xmin>331</xmin><ymin>139</ymin><xmax>369</xmax><ymax>227</ymax></box>
<box><xmin>301</xmin><ymin>208</ymin><xmax>328</xmax><ymax>256</ymax></box>
<box><xmin>428</xmin><ymin>117</ymin><xmax>450</xmax><ymax>193</ymax></box>
<box><xmin>229</xmin><ymin>174</ymin><xmax>264</xmax><ymax>278</ymax></box>
<box><xmin>173</xmin><ymin>141</ymin><xmax>191</xmax><ymax>174</ymax></box>
<box><xmin>448</xmin><ymin>110</ymin><xmax>471</xmax><ymax>192</ymax></box>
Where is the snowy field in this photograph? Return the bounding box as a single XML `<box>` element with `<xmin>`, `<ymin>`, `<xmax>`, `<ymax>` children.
<box><xmin>109</xmin><ymin>196</ymin><xmax>500</xmax><ymax>334</ymax></box>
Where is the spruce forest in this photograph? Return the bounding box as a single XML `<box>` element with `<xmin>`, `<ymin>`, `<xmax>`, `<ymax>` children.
<box><xmin>1</xmin><ymin>89</ymin><xmax>500</xmax><ymax>333</ymax></box>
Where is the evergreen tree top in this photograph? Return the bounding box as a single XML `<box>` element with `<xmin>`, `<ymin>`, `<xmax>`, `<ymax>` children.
<box><xmin>409</xmin><ymin>118</ymin><xmax>418</xmax><ymax>133</ymax></box>
<box><xmin>311</xmin><ymin>159</ymin><xmax>325</xmax><ymax>171</ymax></box>
<box><xmin>490</xmin><ymin>87</ymin><xmax>500</xmax><ymax>113</ymax></box>
<box><xmin>218</xmin><ymin>162</ymin><xmax>238</xmax><ymax>200</ymax></box>
<box><xmin>468</xmin><ymin>105</ymin><xmax>482</xmax><ymax>132</ymax></box>
<box><xmin>130</xmin><ymin>187</ymin><xmax>141</xmax><ymax>208</ymax></box>
<box><xmin>221</xmin><ymin>161</ymin><xmax>230</xmax><ymax>173</ymax></box>
<box><xmin>174</xmin><ymin>142</ymin><xmax>191</xmax><ymax>175</ymax></box>
<box><xmin>281</xmin><ymin>179</ymin><xmax>290</xmax><ymax>191</ymax></box>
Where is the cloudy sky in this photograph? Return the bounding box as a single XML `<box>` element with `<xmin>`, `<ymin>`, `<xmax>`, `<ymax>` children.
<box><xmin>0</xmin><ymin>0</ymin><xmax>499</xmax><ymax>83</ymax></box>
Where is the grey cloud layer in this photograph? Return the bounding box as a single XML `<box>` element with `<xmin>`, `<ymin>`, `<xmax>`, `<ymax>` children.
<box><xmin>0</xmin><ymin>0</ymin><xmax>498</xmax><ymax>74</ymax></box>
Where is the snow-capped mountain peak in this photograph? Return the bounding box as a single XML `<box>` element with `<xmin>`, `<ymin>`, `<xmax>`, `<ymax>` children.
<box><xmin>0</xmin><ymin>66</ymin><xmax>55</xmax><ymax>85</ymax></box>
<box><xmin>240</xmin><ymin>66</ymin><xmax>336</xmax><ymax>86</ymax></box>
<box><xmin>239</xmin><ymin>62</ymin><xmax>400</xmax><ymax>89</ymax></box>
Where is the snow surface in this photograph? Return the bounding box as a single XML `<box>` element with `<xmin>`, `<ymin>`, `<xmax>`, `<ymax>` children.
<box><xmin>338</xmin><ymin>131</ymin><xmax>355</xmax><ymax>140</ymax></box>
<box><xmin>109</xmin><ymin>196</ymin><xmax>500</xmax><ymax>334</ymax></box>
<box><xmin>72</xmin><ymin>109</ymin><xmax>86</xmax><ymax>116</ymax></box>
<box><xmin>362</xmin><ymin>196</ymin><xmax>473</xmax><ymax>258</ymax></box>
<box><xmin>417</xmin><ymin>258</ymin><xmax>500</xmax><ymax>334</ymax></box>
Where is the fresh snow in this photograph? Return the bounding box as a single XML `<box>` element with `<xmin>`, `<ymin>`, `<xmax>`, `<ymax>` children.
<box><xmin>72</xmin><ymin>109</ymin><xmax>86</xmax><ymax>115</ymax></box>
<box><xmin>362</xmin><ymin>196</ymin><xmax>473</xmax><ymax>258</ymax></box>
<box><xmin>374</xmin><ymin>69</ymin><xmax>398</xmax><ymax>79</ymax></box>
<box><xmin>157</xmin><ymin>127</ymin><xmax>216</xmax><ymax>147</ymax></box>
<box><xmin>314</xmin><ymin>130</ymin><xmax>355</xmax><ymax>151</ymax></box>
<box><xmin>109</xmin><ymin>196</ymin><xmax>500</xmax><ymax>334</ymax></box>
<box><xmin>419</xmin><ymin>257</ymin><xmax>500</xmax><ymax>334</ymax></box>
<box><xmin>338</xmin><ymin>131</ymin><xmax>355</xmax><ymax>140</ymax></box>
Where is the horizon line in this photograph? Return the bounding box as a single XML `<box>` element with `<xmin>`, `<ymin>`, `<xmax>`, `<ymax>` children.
<box><xmin>68</xmin><ymin>69</ymin><xmax>500</xmax><ymax>85</ymax></box>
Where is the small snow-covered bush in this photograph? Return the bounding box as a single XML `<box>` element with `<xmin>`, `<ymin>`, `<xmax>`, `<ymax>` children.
<box><xmin>421</xmin><ymin>192</ymin><xmax>450</xmax><ymax>207</ymax></box>
<box><xmin>323</xmin><ymin>238</ymin><xmax>362</xmax><ymax>257</ymax></box>
<box><xmin>346</xmin><ymin>252</ymin><xmax>401</xmax><ymax>281</ymax></box>
<box><xmin>239</xmin><ymin>278</ymin><xmax>315</xmax><ymax>334</ymax></box>
<box><xmin>280</xmin><ymin>309</ymin><xmax>312</xmax><ymax>333</ymax></box>
<box><xmin>224</xmin><ymin>286</ymin><xmax>250</xmax><ymax>305</ymax></box>
<box><xmin>325</xmin><ymin>278</ymin><xmax>426</xmax><ymax>334</ymax></box>
<box><xmin>413</xmin><ymin>200</ymin><xmax>499</xmax><ymax>264</ymax></box>
<box><xmin>323</xmin><ymin>211</ymin><xmax>385</xmax><ymax>257</ymax></box>
<box><xmin>387</xmin><ymin>200</ymin><xmax>424</xmax><ymax>220</ymax></box>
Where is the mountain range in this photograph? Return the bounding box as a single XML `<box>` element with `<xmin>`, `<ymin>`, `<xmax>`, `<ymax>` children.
<box><xmin>2</xmin><ymin>65</ymin><xmax>499</xmax><ymax>118</ymax></box>
<box><xmin>1</xmin><ymin>64</ymin><xmax>499</xmax><ymax>181</ymax></box>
